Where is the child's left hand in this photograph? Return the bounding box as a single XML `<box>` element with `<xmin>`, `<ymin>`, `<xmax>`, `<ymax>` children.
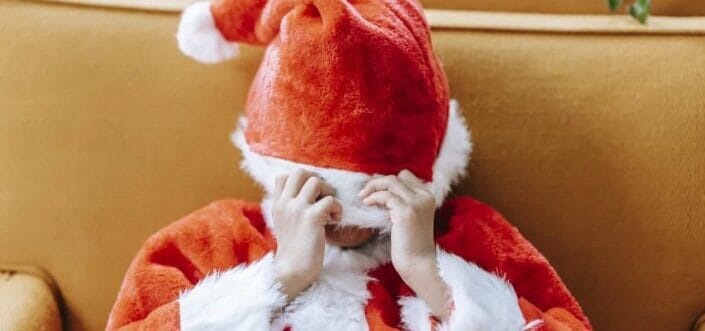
<box><xmin>359</xmin><ymin>170</ymin><xmax>436</xmax><ymax>274</ymax></box>
<box><xmin>360</xmin><ymin>170</ymin><xmax>452</xmax><ymax>320</ymax></box>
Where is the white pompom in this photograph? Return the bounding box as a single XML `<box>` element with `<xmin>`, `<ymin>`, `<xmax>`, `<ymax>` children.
<box><xmin>176</xmin><ymin>1</ymin><xmax>239</xmax><ymax>64</ymax></box>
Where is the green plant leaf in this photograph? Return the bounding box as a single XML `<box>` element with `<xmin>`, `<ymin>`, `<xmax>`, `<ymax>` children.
<box><xmin>608</xmin><ymin>0</ymin><xmax>623</xmax><ymax>12</ymax></box>
<box><xmin>630</xmin><ymin>0</ymin><xmax>652</xmax><ymax>24</ymax></box>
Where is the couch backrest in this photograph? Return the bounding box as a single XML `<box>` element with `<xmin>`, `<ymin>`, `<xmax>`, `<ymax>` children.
<box><xmin>41</xmin><ymin>0</ymin><xmax>705</xmax><ymax>15</ymax></box>
<box><xmin>422</xmin><ymin>0</ymin><xmax>705</xmax><ymax>16</ymax></box>
<box><xmin>1</xmin><ymin>1</ymin><xmax>704</xmax><ymax>330</ymax></box>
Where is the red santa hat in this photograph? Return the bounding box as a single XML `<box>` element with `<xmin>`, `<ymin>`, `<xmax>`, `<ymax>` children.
<box><xmin>177</xmin><ymin>0</ymin><xmax>471</xmax><ymax>231</ymax></box>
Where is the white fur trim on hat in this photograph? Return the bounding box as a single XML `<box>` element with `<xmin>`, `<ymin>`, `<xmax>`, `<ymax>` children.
<box><xmin>178</xmin><ymin>253</ymin><xmax>287</xmax><ymax>331</ymax></box>
<box><xmin>399</xmin><ymin>249</ymin><xmax>529</xmax><ymax>331</ymax></box>
<box><xmin>430</xmin><ymin>100</ymin><xmax>473</xmax><ymax>204</ymax></box>
<box><xmin>177</xmin><ymin>1</ymin><xmax>239</xmax><ymax>64</ymax></box>
<box><xmin>231</xmin><ymin>100</ymin><xmax>472</xmax><ymax>232</ymax></box>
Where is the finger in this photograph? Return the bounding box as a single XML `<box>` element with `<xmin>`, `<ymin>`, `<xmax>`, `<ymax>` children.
<box><xmin>397</xmin><ymin>169</ymin><xmax>425</xmax><ymax>190</ymax></box>
<box><xmin>273</xmin><ymin>174</ymin><xmax>286</xmax><ymax>199</ymax></box>
<box><xmin>298</xmin><ymin>176</ymin><xmax>336</xmax><ymax>202</ymax></box>
<box><xmin>359</xmin><ymin>176</ymin><xmax>415</xmax><ymax>201</ymax></box>
<box><xmin>328</xmin><ymin>197</ymin><xmax>343</xmax><ymax>223</ymax></box>
<box><xmin>281</xmin><ymin>169</ymin><xmax>311</xmax><ymax>198</ymax></box>
<box><xmin>311</xmin><ymin>196</ymin><xmax>343</xmax><ymax>224</ymax></box>
<box><xmin>362</xmin><ymin>190</ymin><xmax>405</xmax><ymax>210</ymax></box>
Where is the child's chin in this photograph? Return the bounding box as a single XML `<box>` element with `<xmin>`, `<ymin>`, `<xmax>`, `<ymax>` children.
<box><xmin>325</xmin><ymin>224</ymin><xmax>379</xmax><ymax>248</ymax></box>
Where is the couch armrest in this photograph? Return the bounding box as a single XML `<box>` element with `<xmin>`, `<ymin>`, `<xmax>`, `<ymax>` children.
<box><xmin>694</xmin><ymin>313</ymin><xmax>705</xmax><ymax>331</ymax></box>
<box><xmin>0</xmin><ymin>266</ymin><xmax>62</xmax><ymax>331</ymax></box>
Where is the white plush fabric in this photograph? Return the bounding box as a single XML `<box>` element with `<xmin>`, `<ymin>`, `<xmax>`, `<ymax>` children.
<box><xmin>180</xmin><ymin>235</ymin><xmax>390</xmax><ymax>331</ymax></box>
<box><xmin>177</xmin><ymin>1</ymin><xmax>239</xmax><ymax>64</ymax></box>
<box><xmin>272</xmin><ymin>238</ymin><xmax>390</xmax><ymax>331</ymax></box>
<box><xmin>178</xmin><ymin>253</ymin><xmax>287</xmax><ymax>331</ymax></box>
<box><xmin>399</xmin><ymin>249</ymin><xmax>527</xmax><ymax>331</ymax></box>
<box><xmin>399</xmin><ymin>295</ymin><xmax>435</xmax><ymax>331</ymax></box>
<box><xmin>429</xmin><ymin>100</ymin><xmax>473</xmax><ymax>205</ymax></box>
<box><xmin>232</xmin><ymin>101</ymin><xmax>472</xmax><ymax>233</ymax></box>
<box><xmin>178</xmin><ymin>236</ymin><xmax>529</xmax><ymax>331</ymax></box>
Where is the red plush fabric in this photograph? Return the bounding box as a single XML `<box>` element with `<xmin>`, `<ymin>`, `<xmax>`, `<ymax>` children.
<box><xmin>106</xmin><ymin>197</ymin><xmax>591</xmax><ymax>330</ymax></box>
<box><xmin>105</xmin><ymin>200</ymin><xmax>276</xmax><ymax>331</ymax></box>
<box><xmin>209</xmin><ymin>0</ymin><xmax>449</xmax><ymax>181</ymax></box>
<box><xmin>433</xmin><ymin>197</ymin><xmax>592</xmax><ymax>329</ymax></box>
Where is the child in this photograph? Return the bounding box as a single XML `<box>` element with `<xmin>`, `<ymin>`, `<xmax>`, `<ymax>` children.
<box><xmin>106</xmin><ymin>0</ymin><xmax>592</xmax><ymax>330</ymax></box>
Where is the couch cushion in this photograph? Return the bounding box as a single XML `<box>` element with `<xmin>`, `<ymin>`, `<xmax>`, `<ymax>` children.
<box><xmin>0</xmin><ymin>267</ymin><xmax>62</xmax><ymax>331</ymax></box>
<box><xmin>1</xmin><ymin>1</ymin><xmax>704</xmax><ymax>331</ymax></box>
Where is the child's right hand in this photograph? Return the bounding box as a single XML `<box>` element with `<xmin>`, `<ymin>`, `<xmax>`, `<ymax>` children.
<box><xmin>271</xmin><ymin>169</ymin><xmax>342</xmax><ymax>302</ymax></box>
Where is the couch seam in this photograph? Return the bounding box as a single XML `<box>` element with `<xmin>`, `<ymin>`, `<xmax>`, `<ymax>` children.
<box><xmin>18</xmin><ymin>0</ymin><xmax>705</xmax><ymax>36</ymax></box>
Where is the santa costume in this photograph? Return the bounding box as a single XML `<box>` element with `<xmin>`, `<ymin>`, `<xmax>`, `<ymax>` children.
<box><xmin>106</xmin><ymin>0</ymin><xmax>592</xmax><ymax>330</ymax></box>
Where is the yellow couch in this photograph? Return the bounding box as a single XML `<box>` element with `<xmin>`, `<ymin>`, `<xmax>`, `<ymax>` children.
<box><xmin>1</xmin><ymin>0</ymin><xmax>704</xmax><ymax>330</ymax></box>
<box><xmin>425</xmin><ymin>0</ymin><xmax>705</xmax><ymax>15</ymax></box>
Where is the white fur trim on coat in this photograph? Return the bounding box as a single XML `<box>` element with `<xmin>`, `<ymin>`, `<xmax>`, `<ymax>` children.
<box><xmin>399</xmin><ymin>249</ymin><xmax>528</xmax><ymax>331</ymax></box>
<box><xmin>272</xmin><ymin>238</ymin><xmax>390</xmax><ymax>331</ymax></box>
<box><xmin>177</xmin><ymin>1</ymin><xmax>239</xmax><ymax>64</ymax></box>
<box><xmin>178</xmin><ymin>253</ymin><xmax>287</xmax><ymax>331</ymax></box>
<box><xmin>232</xmin><ymin>101</ymin><xmax>472</xmax><ymax>233</ymax></box>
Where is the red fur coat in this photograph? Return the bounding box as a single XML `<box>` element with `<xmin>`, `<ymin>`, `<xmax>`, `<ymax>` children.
<box><xmin>106</xmin><ymin>197</ymin><xmax>591</xmax><ymax>331</ymax></box>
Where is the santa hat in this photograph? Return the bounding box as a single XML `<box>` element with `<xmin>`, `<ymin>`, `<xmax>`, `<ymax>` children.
<box><xmin>177</xmin><ymin>0</ymin><xmax>471</xmax><ymax>231</ymax></box>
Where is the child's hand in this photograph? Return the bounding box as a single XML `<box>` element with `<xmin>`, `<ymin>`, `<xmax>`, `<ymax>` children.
<box><xmin>359</xmin><ymin>170</ymin><xmax>436</xmax><ymax>274</ymax></box>
<box><xmin>272</xmin><ymin>169</ymin><xmax>342</xmax><ymax>302</ymax></box>
<box><xmin>360</xmin><ymin>170</ymin><xmax>452</xmax><ymax>319</ymax></box>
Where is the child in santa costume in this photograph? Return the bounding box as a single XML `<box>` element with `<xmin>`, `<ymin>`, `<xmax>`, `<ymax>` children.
<box><xmin>106</xmin><ymin>0</ymin><xmax>593</xmax><ymax>330</ymax></box>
